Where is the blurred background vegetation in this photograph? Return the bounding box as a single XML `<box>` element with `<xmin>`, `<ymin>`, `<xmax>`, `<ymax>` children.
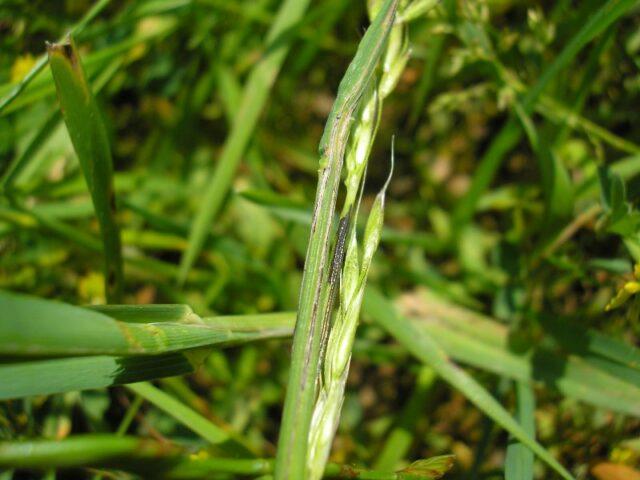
<box><xmin>1</xmin><ymin>0</ymin><xmax>640</xmax><ymax>478</ymax></box>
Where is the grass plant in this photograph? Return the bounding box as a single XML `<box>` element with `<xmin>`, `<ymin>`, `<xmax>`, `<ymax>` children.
<box><xmin>1</xmin><ymin>1</ymin><xmax>640</xmax><ymax>479</ymax></box>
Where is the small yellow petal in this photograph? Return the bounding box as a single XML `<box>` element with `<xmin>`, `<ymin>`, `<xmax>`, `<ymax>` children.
<box><xmin>10</xmin><ymin>54</ymin><xmax>36</xmax><ymax>83</ymax></box>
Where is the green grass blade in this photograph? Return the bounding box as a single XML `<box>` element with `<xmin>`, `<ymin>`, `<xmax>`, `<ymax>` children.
<box><xmin>363</xmin><ymin>287</ymin><xmax>574</xmax><ymax>480</ymax></box>
<box><xmin>0</xmin><ymin>434</ymin><xmax>452</xmax><ymax>479</ymax></box>
<box><xmin>0</xmin><ymin>201</ymin><xmax>207</xmax><ymax>283</ymax></box>
<box><xmin>409</xmin><ymin>291</ymin><xmax>640</xmax><ymax>416</ymax></box>
<box><xmin>0</xmin><ymin>435</ymin><xmax>183</xmax><ymax>471</ymax></box>
<box><xmin>505</xmin><ymin>382</ymin><xmax>535</xmax><ymax>480</ymax></box>
<box><xmin>274</xmin><ymin>2</ymin><xmax>399</xmax><ymax>477</ymax></box>
<box><xmin>0</xmin><ymin>290</ymin><xmax>294</xmax><ymax>357</ymax></box>
<box><xmin>178</xmin><ymin>0</ymin><xmax>312</xmax><ymax>284</ymax></box>
<box><xmin>127</xmin><ymin>382</ymin><xmax>254</xmax><ymax>455</ymax></box>
<box><xmin>0</xmin><ymin>353</ymin><xmax>193</xmax><ymax>400</ymax></box>
<box><xmin>48</xmin><ymin>39</ymin><xmax>123</xmax><ymax>302</ymax></box>
<box><xmin>452</xmin><ymin>0</ymin><xmax>638</xmax><ymax>229</ymax></box>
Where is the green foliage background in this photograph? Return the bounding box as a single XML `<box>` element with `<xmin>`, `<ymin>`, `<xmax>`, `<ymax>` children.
<box><xmin>1</xmin><ymin>0</ymin><xmax>640</xmax><ymax>478</ymax></box>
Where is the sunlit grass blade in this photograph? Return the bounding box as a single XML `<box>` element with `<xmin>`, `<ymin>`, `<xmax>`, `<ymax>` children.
<box><xmin>505</xmin><ymin>381</ymin><xmax>535</xmax><ymax>480</ymax></box>
<box><xmin>178</xmin><ymin>0</ymin><xmax>311</xmax><ymax>284</ymax></box>
<box><xmin>47</xmin><ymin>39</ymin><xmax>123</xmax><ymax>302</ymax></box>
<box><xmin>275</xmin><ymin>2</ymin><xmax>399</xmax><ymax>477</ymax></box>
<box><xmin>452</xmin><ymin>0</ymin><xmax>638</xmax><ymax>229</ymax></box>
<box><xmin>0</xmin><ymin>290</ymin><xmax>294</xmax><ymax>357</ymax></box>
<box><xmin>406</xmin><ymin>289</ymin><xmax>640</xmax><ymax>416</ymax></box>
<box><xmin>363</xmin><ymin>287</ymin><xmax>574</xmax><ymax>480</ymax></box>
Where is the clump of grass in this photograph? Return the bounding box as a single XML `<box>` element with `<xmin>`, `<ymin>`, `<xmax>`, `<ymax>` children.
<box><xmin>3</xmin><ymin>0</ymin><xmax>640</xmax><ymax>479</ymax></box>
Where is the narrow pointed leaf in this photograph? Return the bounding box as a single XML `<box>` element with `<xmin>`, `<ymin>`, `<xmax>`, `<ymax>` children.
<box><xmin>48</xmin><ymin>39</ymin><xmax>123</xmax><ymax>301</ymax></box>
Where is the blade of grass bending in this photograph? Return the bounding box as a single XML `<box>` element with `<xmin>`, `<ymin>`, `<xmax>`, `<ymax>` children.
<box><xmin>0</xmin><ymin>0</ymin><xmax>111</xmax><ymax>114</ymax></box>
<box><xmin>48</xmin><ymin>39</ymin><xmax>123</xmax><ymax>302</ymax></box>
<box><xmin>0</xmin><ymin>434</ymin><xmax>453</xmax><ymax>479</ymax></box>
<box><xmin>0</xmin><ymin>353</ymin><xmax>194</xmax><ymax>400</ymax></box>
<box><xmin>274</xmin><ymin>2</ymin><xmax>399</xmax><ymax>478</ymax></box>
<box><xmin>505</xmin><ymin>381</ymin><xmax>535</xmax><ymax>480</ymax></box>
<box><xmin>0</xmin><ymin>290</ymin><xmax>294</xmax><ymax>357</ymax></box>
<box><xmin>178</xmin><ymin>0</ymin><xmax>311</xmax><ymax>284</ymax></box>
<box><xmin>408</xmin><ymin>290</ymin><xmax>640</xmax><ymax>416</ymax></box>
<box><xmin>363</xmin><ymin>287</ymin><xmax>574</xmax><ymax>480</ymax></box>
<box><xmin>127</xmin><ymin>382</ymin><xmax>254</xmax><ymax>456</ymax></box>
<box><xmin>452</xmin><ymin>0</ymin><xmax>638</xmax><ymax>229</ymax></box>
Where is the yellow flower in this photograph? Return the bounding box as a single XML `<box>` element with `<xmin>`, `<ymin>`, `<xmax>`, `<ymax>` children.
<box><xmin>10</xmin><ymin>54</ymin><xmax>35</xmax><ymax>83</ymax></box>
<box><xmin>605</xmin><ymin>263</ymin><xmax>640</xmax><ymax>311</ymax></box>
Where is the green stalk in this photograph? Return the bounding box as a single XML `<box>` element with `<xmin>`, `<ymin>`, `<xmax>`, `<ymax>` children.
<box><xmin>274</xmin><ymin>2</ymin><xmax>399</xmax><ymax>478</ymax></box>
<box><xmin>48</xmin><ymin>39</ymin><xmax>124</xmax><ymax>302</ymax></box>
